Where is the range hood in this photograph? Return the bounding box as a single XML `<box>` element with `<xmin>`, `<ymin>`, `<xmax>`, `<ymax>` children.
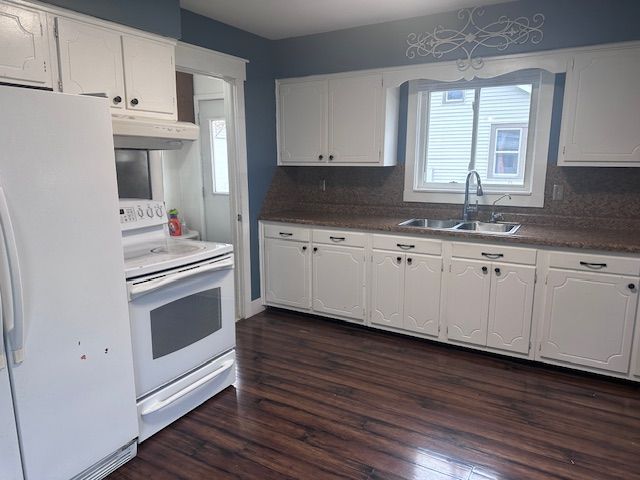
<box><xmin>112</xmin><ymin>114</ymin><xmax>199</xmax><ymax>150</ymax></box>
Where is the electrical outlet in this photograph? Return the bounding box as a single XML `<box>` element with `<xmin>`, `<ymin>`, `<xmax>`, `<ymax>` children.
<box><xmin>552</xmin><ymin>184</ymin><xmax>564</xmax><ymax>201</ymax></box>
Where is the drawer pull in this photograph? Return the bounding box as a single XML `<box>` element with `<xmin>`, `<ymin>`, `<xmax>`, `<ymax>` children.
<box><xmin>579</xmin><ymin>261</ymin><xmax>607</xmax><ymax>269</ymax></box>
<box><xmin>481</xmin><ymin>252</ymin><xmax>504</xmax><ymax>259</ymax></box>
<box><xmin>397</xmin><ymin>243</ymin><xmax>415</xmax><ymax>250</ymax></box>
<box><xmin>279</xmin><ymin>232</ymin><xmax>293</xmax><ymax>237</ymax></box>
<box><xmin>329</xmin><ymin>236</ymin><xmax>346</xmax><ymax>242</ymax></box>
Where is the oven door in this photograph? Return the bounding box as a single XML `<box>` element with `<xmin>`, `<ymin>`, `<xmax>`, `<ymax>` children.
<box><xmin>127</xmin><ymin>254</ymin><xmax>235</xmax><ymax>397</ymax></box>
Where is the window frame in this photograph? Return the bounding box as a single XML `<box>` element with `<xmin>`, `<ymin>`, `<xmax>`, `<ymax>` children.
<box><xmin>404</xmin><ymin>70</ymin><xmax>555</xmax><ymax>208</ymax></box>
<box><xmin>487</xmin><ymin>123</ymin><xmax>529</xmax><ymax>181</ymax></box>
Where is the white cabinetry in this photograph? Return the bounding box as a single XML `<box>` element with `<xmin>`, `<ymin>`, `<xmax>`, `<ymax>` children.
<box><xmin>443</xmin><ymin>244</ymin><xmax>536</xmax><ymax>354</ymax></box>
<box><xmin>539</xmin><ymin>253</ymin><xmax>640</xmax><ymax>373</ymax></box>
<box><xmin>263</xmin><ymin>226</ymin><xmax>311</xmax><ymax>309</ymax></box>
<box><xmin>277</xmin><ymin>73</ymin><xmax>395</xmax><ymax>166</ymax></box>
<box><xmin>54</xmin><ymin>15</ymin><xmax>176</xmax><ymax>118</ymax></box>
<box><xmin>312</xmin><ymin>243</ymin><xmax>365</xmax><ymax>321</ymax></box>
<box><xmin>370</xmin><ymin>235</ymin><xmax>442</xmax><ymax>337</ymax></box>
<box><xmin>559</xmin><ymin>45</ymin><xmax>640</xmax><ymax>166</ymax></box>
<box><xmin>55</xmin><ymin>17</ymin><xmax>124</xmax><ymax>110</ymax></box>
<box><xmin>0</xmin><ymin>2</ymin><xmax>51</xmax><ymax>87</ymax></box>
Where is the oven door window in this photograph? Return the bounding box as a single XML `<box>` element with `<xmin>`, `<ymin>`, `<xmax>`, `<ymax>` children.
<box><xmin>150</xmin><ymin>287</ymin><xmax>222</xmax><ymax>359</ymax></box>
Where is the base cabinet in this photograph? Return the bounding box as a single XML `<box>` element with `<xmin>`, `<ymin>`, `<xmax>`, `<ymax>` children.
<box><xmin>371</xmin><ymin>251</ymin><xmax>441</xmax><ymax>337</ymax></box>
<box><xmin>539</xmin><ymin>269</ymin><xmax>639</xmax><ymax>373</ymax></box>
<box><xmin>263</xmin><ymin>237</ymin><xmax>311</xmax><ymax>309</ymax></box>
<box><xmin>444</xmin><ymin>259</ymin><xmax>535</xmax><ymax>354</ymax></box>
<box><xmin>313</xmin><ymin>244</ymin><xmax>365</xmax><ymax>320</ymax></box>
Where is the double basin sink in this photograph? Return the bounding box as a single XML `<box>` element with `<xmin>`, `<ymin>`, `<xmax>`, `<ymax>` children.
<box><xmin>399</xmin><ymin>218</ymin><xmax>521</xmax><ymax>235</ymax></box>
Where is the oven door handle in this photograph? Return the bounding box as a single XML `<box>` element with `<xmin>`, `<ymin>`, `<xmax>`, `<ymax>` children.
<box><xmin>128</xmin><ymin>257</ymin><xmax>233</xmax><ymax>300</ymax></box>
<box><xmin>140</xmin><ymin>358</ymin><xmax>235</xmax><ymax>416</ymax></box>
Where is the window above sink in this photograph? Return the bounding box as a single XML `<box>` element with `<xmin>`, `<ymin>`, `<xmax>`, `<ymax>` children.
<box><xmin>404</xmin><ymin>70</ymin><xmax>555</xmax><ymax>208</ymax></box>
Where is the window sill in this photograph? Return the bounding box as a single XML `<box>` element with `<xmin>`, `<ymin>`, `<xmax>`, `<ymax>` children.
<box><xmin>403</xmin><ymin>190</ymin><xmax>544</xmax><ymax>208</ymax></box>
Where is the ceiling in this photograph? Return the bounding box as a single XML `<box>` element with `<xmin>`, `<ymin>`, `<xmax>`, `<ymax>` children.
<box><xmin>180</xmin><ymin>0</ymin><xmax>515</xmax><ymax>40</ymax></box>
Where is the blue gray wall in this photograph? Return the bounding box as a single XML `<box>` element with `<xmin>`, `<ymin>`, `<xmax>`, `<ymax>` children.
<box><xmin>180</xmin><ymin>10</ymin><xmax>277</xmax><ymax>301</ymax></box>
<box><xmin>41</xmin><ymin>0</ymin><xmax>181</xmax><ymax>38</ymax></box>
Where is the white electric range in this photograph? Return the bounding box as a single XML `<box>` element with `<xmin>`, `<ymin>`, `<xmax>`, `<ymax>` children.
<box><xmin>120</xmin><ymin>199</ymin><xmax>236</xmax><ymax>442</ymax></box>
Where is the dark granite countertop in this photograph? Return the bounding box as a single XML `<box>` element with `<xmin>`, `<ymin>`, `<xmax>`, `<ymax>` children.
<box><xmin>260</xmin><ymin>210</ymin><xmax>640</xmax><ymax>254</ymax></box>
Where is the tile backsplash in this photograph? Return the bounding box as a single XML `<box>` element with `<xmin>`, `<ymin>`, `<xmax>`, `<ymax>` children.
<box><xmin>261</xmin><ymin>163</ymin><xmax>640</xmax><ymax>229</ymax></box>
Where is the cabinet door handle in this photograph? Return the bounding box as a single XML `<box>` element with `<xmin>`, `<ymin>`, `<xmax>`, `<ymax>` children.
<box><xmin>494</xmin><ymin>267</ymin><xmax>501</xmax><ymax>275</ymax></box>
<box><xmin>396</xmin><ymin>256</ymin><xmax>402</xmax><ymax>263</ymax></box>
<box><xmin>482</xmin><ymin>266</ymin><xmax>488</xmax><ymax>273</ymax></box>
<box><xmin>318</xmin><ymin>154</ymin><xmax>324</xmax><ymax>161</ymax></box>
<box><xmin>279</xmin><ymin>232</ymin><xmax>293</xmax><ymax>237</ymax></box>
<box><xmin>130</xmin><ymin>98</ymin><xmax>139</xmax><ymax>106</ymax></box>
<box><xmin>302</xmin><ymin>246</ymin><xmax>307</xmax><ymax>252</ymax></box>
<box><xmin>329</xmin><ymin>155</ymin><xmax>334</xmax><ymax>161</ymax></box>
<box><xmin>407</xmin><ymin>258</ymin><xmax>412</xmax><ymax>265</ymax></box>
<box><xmin>397</xmin><ymin>243</ymin><xmax>415</xmax><ymax>250</ymax></box>
<box><xmin>628</xmin><ymin>283</ymin><xmax>636</xmax><ymax>291</ymax></box>
<box><xmin>113</xmin><ymin>95</ymin><xmax>122</xmax><ymax>104</ymax></box>
<box><xmin>481</xmin><ymin>252</ymin><xmax>503</xmax><ymax>259</ymax></box>
<box><xmin>579</xmin><ymin>261</ymin><xmax>607</xmax><ymax>269</ymax></box>
<box><xmin>313</xmin><ymin>247</ymin><xmax>318</xmax><ymax>252</ymax></box>
<box><xmin>329</xmin><ymin>236</ymin><xmax>345</xmax><ymax>242</ymax></box>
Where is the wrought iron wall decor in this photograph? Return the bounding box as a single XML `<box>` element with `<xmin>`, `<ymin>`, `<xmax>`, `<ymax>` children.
<box><xmin>406</xmin><ymin>7</ymin><xmax>545</xmax><ymax>71</ymax></box>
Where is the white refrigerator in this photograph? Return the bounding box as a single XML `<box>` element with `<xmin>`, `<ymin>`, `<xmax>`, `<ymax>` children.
<box><xmin>0</xmin><ymin>86</ymin><xmax>138</xmax><ymax>479</ymax></box>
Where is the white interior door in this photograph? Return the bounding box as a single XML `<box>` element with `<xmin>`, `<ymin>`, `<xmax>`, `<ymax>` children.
<box><xmin>278</xmin><ymin>80</ymin><xmax>326</xmax><ymax>164</ymax></box>
<box><xmin>486</xmin><ymin>263</ymin><xmax>535</xmax><ymax>354</ymax></box>
<box><xmin>403</xmin><ymin>253</ymin><xmax>441</xmax><ymax>337</ymax></box>
<box><xmin>199</xmin><ymin>98</ymin><xmax>232</xmax><ymax>243</ymax></box>
<box><xmin>0</xmin><ymin>3</ymin><xmax>49</xmax><ymax>87</ymax></box>
<box><xmin>540</xmin><ymin>269</ymin><xmax>638</xmax><ymax>373</ymax></box>
<box><xmin>370</xmin><ymin>251</ymin><xmax>404</xmax><ymax>328</ymax></box>
<box><xmin>264</xmin><ymin>238</ymin><xmax>311</xmax><ymax>309</ymax></box>
<box><xmin>55</xmin><ymin>17</ymin><xmax>125</xmax><ymax>109</ymax></box>
<box><xmin>327</xmin><ymin>74</ymin><xmax>382</xmax><ymax>164</ymax></box>
<box><xmin>312</xmin><ymin>244</ymin><xmax>365</xmax><ymax>320</ymax></box>
<box><xmin>122</xmin><ymin>35</ymin><xmax>176</xmax><ymax>115</ymax></box>
<box><xmin>444</xmin><ymin>259</ymin><xmax>491</xmax><ymax>346</ymax></box>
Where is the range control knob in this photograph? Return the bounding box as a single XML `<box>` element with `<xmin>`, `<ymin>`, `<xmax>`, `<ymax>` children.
<box><xmin>137</xmin><ymin>208</ymin><xmax>144</xmax><ymax>218</ymax></box>
<box><xmin>146</xmin><ymin>207</ymin><xmax>153</xmax><ymax>218</ymax></box>
<box><xmin>155</xmin><ymin>207</ymin><xmax>163</xmax><ymax>217</ymax></box>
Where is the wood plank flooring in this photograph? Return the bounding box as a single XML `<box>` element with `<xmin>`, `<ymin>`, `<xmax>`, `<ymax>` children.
<box><xmin>109</xmin><ymin>309</ymin><xmax>640</xmax><ymax>480</ymax></box>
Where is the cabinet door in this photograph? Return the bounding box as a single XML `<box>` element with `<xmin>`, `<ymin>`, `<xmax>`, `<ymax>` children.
<box><xmin>487</xmin><ymin>263</ymin><xmax>535</xmax><ymax>354</ymax></box>
<box><xmin>403</xmin><ymin>254</ymin><xmax>441</xmax><ymax>337</ymax></box>
<box><xmin>122</xmin><ymin>35</ymin><xmax>176</xmax><ymax>116</ymax></box>
<box><xmin>328</xmin><ymin>74</ymin><xmax>382</xmax><ymax>164</ymax></box>
<box><xmin>371</xmin><ymin>251</ymin><xmax>404</xmax><ymax>328</ymax></box>
<box><xmin>56</xmin><ymin>18</ymin><xmax>125</xmax><ymax>110</ymax></box>
<box><xmin>0</xmin><ymin>3</ymin><xmax>49</xmax><ymax>87</ymax></box>
<box><xmin>540</xmin><ymin>269</ymin><xmax>638</xmax><ymax>373</ymax></box>
<box><xmin>560</xmin><ymin>48</ymin><xmax>640</xmax><ymax>165</ymax></box>
<box><xmin>264</xmin><ymin>238</ymin><xmax>311</xmax><ymax>309</ymax></box>
<box><xmin>444</xmin><ymin>259</ymin><xmax>491</xmax><ymax>346</ymax></box>
<box><xmin>278</xmin><ymin>80</ymin><xmax>326</xmax><ymax>164</ymax></box>
<box><xmin>312</xmin><ymin>244</ymin><xmax>365</xmax><ymax>320</ymax></box>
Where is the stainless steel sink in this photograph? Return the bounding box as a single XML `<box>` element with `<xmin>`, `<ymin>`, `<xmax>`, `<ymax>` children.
<box><xmin>454</xmin><ymin>221</ymin><xmax>521</xmax><ymax>234</ymax></box>
<box><xmin>398</xmin><ymin>218</ymin><xmax>462</xmax><ymax>229</ymax></box>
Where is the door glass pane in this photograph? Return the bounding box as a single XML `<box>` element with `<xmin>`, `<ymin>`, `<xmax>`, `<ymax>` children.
<box><xmin>209</xmin><ymin>119</ymin><xmax>229</xmax><ymax>194</ymax></box>
<box><xmin>150</xmin><ymin>287</ymin><xmax>222</xmax><ymax>359</ymax></box>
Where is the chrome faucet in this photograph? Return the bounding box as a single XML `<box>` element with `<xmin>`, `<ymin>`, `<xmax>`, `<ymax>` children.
<box><xmin>490</xmin><ymin>194</ymin><xmax>512</xmax><ymax>223</ymax></box>
<box><xmin>462</xmin><ymin>170</ymin><xmax>484</xmax><ymax>221</ymax></box>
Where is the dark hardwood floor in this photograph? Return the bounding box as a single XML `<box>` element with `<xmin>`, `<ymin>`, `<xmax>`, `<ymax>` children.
<box><xmin>109</xmin><ymin>309</ymin><xmax>640</xmax><ymax>480</ymax></box>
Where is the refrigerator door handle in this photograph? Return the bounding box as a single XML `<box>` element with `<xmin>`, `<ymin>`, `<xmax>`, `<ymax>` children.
<box><xmin>0</xmin><ymin>187</ymin><xmax>25</xmax><ymax>364</ymax></box>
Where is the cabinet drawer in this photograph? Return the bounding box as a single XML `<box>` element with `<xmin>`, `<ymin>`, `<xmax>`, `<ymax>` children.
<box><xmin>313</xmin><ymin>229</ymin><xmax>366</xmax><ymax>247</ymax></box>
<box><xmin>548</xmin><ymin>251</ymin><xmax>640</xmax><ymax>276</ymax></box>
<box><xmin>451</xmin><ymin>242</ymin><xmax>536</xmax><ymax>265</ymax></box>
<box><xmin>372</xmin><ymin>234</ymin><xmax>441</xmax><ymax>255</ymax></box>
<box><xmin>264</xmin><ymin>223</ymin><xmax>310</xmax><ymax>242</ymax></box>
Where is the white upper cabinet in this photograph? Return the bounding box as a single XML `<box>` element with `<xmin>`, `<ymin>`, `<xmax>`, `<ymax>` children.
<box><xmin>0</xmin><ymin>3</ymin><xmax>50</xmax><ymax>87</ymax></box>
<box><xmin>444</xmin><ymin>259</ymin><xmax>491</xmax><ymax>346</ymax></box>
<box><xmin>328</xmin><ymin>74</ymin><xmax>382</xmax><ymax>164</ymax></box>
<box><xmin>277</xmin><ymin>73</ymin><xmax>395</xmax><ymax>166</ymax></box>
<box><xmin>486</xmin><ymin>263</ymin><xmax>535</xmax><ymax>354</ymax></box>
<box><xmin>559</xmin><ymin>45</ymin><xmax>640</xmax><ymax>166</ymax></box>
<box><xmin>122</xmin><ymin>35</ymin><xmax>176</xmax><ymax>116</ymax></box>
<box><xmin>278</xmin><ymin>80</ymin><xmax>326</xmax><ymax>164</ymax></box>
<box><xmin>539</xmin><ymin>269</ymin><xmax>638</xmax><ymax>374</ymax></box>
<box><xmin>55</xmin><ymin>17</ymin><xmax>125</xmax><ymax>110</ymax></box>
<box><xmin>312</xmin><ymin>244</ymin><xmax>365</xmax><ymax>321</ymax></box>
